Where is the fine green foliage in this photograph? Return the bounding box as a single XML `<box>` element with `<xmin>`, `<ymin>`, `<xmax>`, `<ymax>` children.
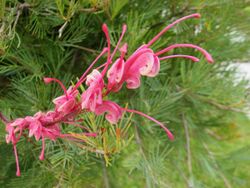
<box><xmin>0</xmin><ymin>0</ymin><xmax>250</xmax><ymax>187</ymax></box>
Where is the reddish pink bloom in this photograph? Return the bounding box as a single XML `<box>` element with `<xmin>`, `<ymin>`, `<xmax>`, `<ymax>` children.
<box><xmin>106</xmin><ymin>13</ymin><xmax>213</xmax><ymax>92</ymax></box>
<box><xmin>5</xmin><ymin>118</ymin><xmax>26</xmax><ymax>144</ymax></box>
<box><xmin>107</xmin><ymin>43</ymin><xmax>127</xmax><ymax>92</ymax></box>
<box><xmin>81</xmin><ymin>69</ymin><xmax>104</xmax><ymax>111</ymax></box>
<box><xmin>95</xmin><ymin>101</ymin><xmax>123</xmax><ymax>124</ymax></box>
<box><xmin>53</xmin><ymin>87</ymin><xmax>79</xmax><ymax>115</ymax></box>
<box><xmin>0</xmin><ymin>13</ymin><xmax>214</xmax><ymax>177</ymax></box>
<box><xmin>5</xmin><ymin>118</ymin><xmax>27</xmax><ymax>177</ymax></box>
<box><xmin>44</xmin><ymin>78</ymin><xmax>80</xmax><ymax>115</ymax></box>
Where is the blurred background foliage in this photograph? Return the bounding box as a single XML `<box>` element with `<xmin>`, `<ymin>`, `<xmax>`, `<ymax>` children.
<box><xmin>0</xmin><ymin>0</ymin><xmax>250</xmax><ymax>187</ymax></box>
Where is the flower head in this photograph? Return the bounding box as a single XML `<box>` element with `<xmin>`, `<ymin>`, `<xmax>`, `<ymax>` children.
<box><xmin>1</xmin><ymin>13</ymin><xmax>214</xmax><ymax>177</ymax></box>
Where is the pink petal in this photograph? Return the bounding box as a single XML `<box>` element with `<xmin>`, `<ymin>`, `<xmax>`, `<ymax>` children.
<box><xmin>107</xmin><ymin>58</ymin><xmax>125</xmax><ymax>90</ymax></box>
<box><xmin>95</xmin><ymin>101</ymin><xmax>122</xmax><ymax>124</ymax></box>
<box><xmin>57</xmin><ymin>98</ymin><xmax>76</xmax><ymax>114</ymax></box>
<box><xmin>125</xmin><ymin>73</ymin><xmax>141</xmax><ymax>89</ymax></box>
<box><xmin>145</xmin><ymin>56</ymin><xmax>160</xmax><ymax>77</ymax></box>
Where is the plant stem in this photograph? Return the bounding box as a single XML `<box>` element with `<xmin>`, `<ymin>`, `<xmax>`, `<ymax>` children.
<box><xmin>0</xmin><ymin>112</ymin><xmax>8</xmax><ymax>123</ymax></box>
<box><xmin>203</xmin><ymin>142</ymin><xmax>232</xmax><ymax>188</ymax></box>
<box><xmin>182</xmin><ymin>113</ymin><xmax>193</xmax><ymax>188</ymax></box>
<box><xmin>102</xmin><ymin>157</ymin><xmax>110</xmax><ymax>188</ymax></box>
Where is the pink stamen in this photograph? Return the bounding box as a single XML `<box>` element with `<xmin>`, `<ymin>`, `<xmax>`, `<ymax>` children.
<box><xmin>13</xmin><ymin>144</ymin><xmax>21</xmax><ymax>176</ymax></box>
<box><xmin>101</xmin><ymin>24</ymin><xmax>111</xmax><ymax>76</ymax></box>
<box><xmin>44</xmin><ymin>78</ymin><xmax>69</xmax><ymax>99</ymax></box>
<box><xmin>72</xmin><ymin>48</ymin><xmax>108</xmax><ymax>92</ymax></box>
<box><xmin>147</xmin><ymin>13</ymin><xmax>201</xmax><ymax>47</ymax></box>
<box><xmin>39</xmin><ymin>136</ymin><xmax>45</xmax><ymax>160</ymax></box>
<box><xmin>111</xmin><ymin>24</ymin><xmax>127</xmax><ymax>60</ymax></box>
<box><xmin>156</xmin><ymin>44</ymin><xmax>214</xmax><ymax>63</ymax></box>
<box><xmin>122</xmin><ymin>108</ymin><xmax>174</xmax><ymax>140</ymax></box>
<box><xmin>159</xmin><ymin>55</ymin><xmax>200</xmax><ymax>62</ymax></box>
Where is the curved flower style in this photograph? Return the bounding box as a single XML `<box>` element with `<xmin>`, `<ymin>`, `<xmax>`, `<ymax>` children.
<box><xmin>0</xmin><ymin>13</ymin><xmax>214</xmax><ymax>176</ymax></box>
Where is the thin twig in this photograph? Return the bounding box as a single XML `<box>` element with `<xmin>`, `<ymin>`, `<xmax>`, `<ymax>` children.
<box><xmin>204</xmin><ymin>98</ymin><xmax>245</xmax><ymax>113</ymax></box>
<box><xmin>0</xmin><ymin>112</ymin><xmax>8</xmax><ymax>123</ymax></box>
<box><xmin>79</xmin><ymin>7</ymin><xmax>99</xmax><ymax>13</ymax></box>
<box><xmin>63</xmin><ymin>44</ymin><xmax>100</xmax><ymax>54</ymax></box>
<box><xmin>11</xmin><ymin>8</ymin><xmax>21</xmax><ymax>33</ymax></box>
<box><xmin>11</xmin><ymin>3</ymin><xmax>31</xmax><ymax>35</ymax></box>
<box><xmin>73</xmin><ymin>142</ymin><xmax>106</xmax><ymax>155</ymax></box>
<box><xmin>58</xmin><ymin>21</ymin><xmax>68</xmax><ymax>38</ymax></box>
<box><xmin>102</xmin><ymin>157</ymin><xmax>110</xmax><ymax>188</ymax></box>
<box><xmin>134</xmin><ymin>126</ymin><xmax>162</xmax><ymax>188</ymax></box>
<box><xmin>205</xmin><ymin>128</ymin><xmax>223</xmax><ymax>140</ymax></box>
<box><xmin>182</xmin><ymin>113</ymin><xmax>193</xmax><ymax>188</ymax></box>
<box><xmin>203</xmin><ymin>142</ymin><xmax>232</xmax><ymax>188</ymax></box>
<box><xmin>191</xmin><ymin>92</ymin><xmax>246</xmax><ymax>113</ymax></box>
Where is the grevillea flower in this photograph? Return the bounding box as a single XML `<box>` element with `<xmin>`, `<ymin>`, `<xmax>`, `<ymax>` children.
<box><xmin>44</xmin><ymin>78</ymin><xmax>80</xmax><ymax>115</ymax></box>
<box><xmin>107</xmin><ymin>43</ymin><xmax>127</xmax><ymax>92</ymax></box>
<box><xmin>5</xmin><ymin>118</ymin><xmax>28</xmax><ymax>176</ymax></box>
<box><xmin>81</xmin><ymin>69</ymin><xmax>104</xmax><ymax>112</ymax></box>
<box><xmin>0</xmin><ymin>13</ymin><xmax>214</xmax><ymax>176</ymax></box>
<box><xmin>95</xmin><ymin>100</ymin><xmax>123</xmax><ymax>124</ymax></box>
<box><xmin>106</xmin><ymin>13</ymin><xmax>213</xmax><ymax>92</ymax></box>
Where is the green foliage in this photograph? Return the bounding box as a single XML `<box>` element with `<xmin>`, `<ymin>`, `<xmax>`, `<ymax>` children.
<box><xmin>0</xmin><ymin>0</ymin><xmax>250</xmax><ymax>187</ymax></box>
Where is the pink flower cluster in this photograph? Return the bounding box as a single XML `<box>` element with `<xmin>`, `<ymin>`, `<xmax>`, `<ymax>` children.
<box><xmin>0</xmin><ymin>13</ymin><xmax>213</xmax><ymax>176</ymax></box>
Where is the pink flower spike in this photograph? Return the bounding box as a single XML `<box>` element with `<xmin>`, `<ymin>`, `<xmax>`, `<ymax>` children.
<box><xmin>159</xmin><ymin>55</ymin><xmax>200</xmax><ymax>62</ymax></box>
<box><xmin>122</xmin><ymin>108</ymin><xmax>174</xmax><ymax>140</ymax></box>
<box><xmin>155</xmin><ymin>44</ymin><xmax>214</xmax><ymax>63</ymax></box>
<box><xmin>72</xmin><ymin>47</ymin><xmax>108</xmax><ymax>92</ymax></box>
<box><xmin>44</xmin><ymin>77</ymin><xmax>69</xmax><ymax>99</ymax></box>
<box><xmin>13</xmin><ymin>144</ymin><xmax>21</xmax><ymax>176</ymax></box>
<box><xmin>39</xmin><ymin>136</ymin><xmax>45</xmax><ymax>160</ymax></box>
<box><xmin>147</xmin><ymin>13</ymin><xmax>201</xmax><ymax>47</ymax></box>
<box><xmin>111</xmin><ymin>24</ymin><xmax>127</xmax><ymax>60</ymax></box>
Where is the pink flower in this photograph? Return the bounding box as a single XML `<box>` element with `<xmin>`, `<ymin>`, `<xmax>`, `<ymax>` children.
<box><xmin>81</xmin><ymin>69</ymin><xmax>104</xmax><ymax>111</ymax></box>
<box><xmin>52</xmin><ymin>87</ymin><xmax>79</xmax><ymax>115</ymax></box>
<box><xmin>44</xmin><ymin>78</ymin><xmax>80</xmax><ymax>115</ymax></box>
<box><xmin>107</xmin><ymin>43</ymin><xmax>127</xmax><ymax>92</ymax></box>
<box><xmin>5</xmin><ymin>118</ymin><xmax>27</xmax><ymax>144</ymax></box>
<box><xmin>5</xmin><ymin>118</ymin><xmax>28</xmax><ymax>177</ymax></box>
<box><xmin>95</xmin><ymin>101</ymin><xmax>123</xmax><ymax>124</ymax></box>
<box><xmin>1</xmin><ymin>13</ymin><xmax>214</xmax><ymax>177</ymax></box>
<box><xmin>25</xmin><ymin>112</ymin><xmax>61</xmax><ymax>141</ymax></box>
<box><xmin>106</xmin><ymin>13</ymin><xmax>213</xmax><ymax>92</ymax></box>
